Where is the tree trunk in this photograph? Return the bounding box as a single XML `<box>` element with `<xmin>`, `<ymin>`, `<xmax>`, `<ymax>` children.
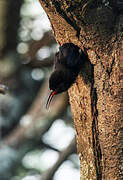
<box><xmin>39</xmin><ymin>1</ymin><xmax>123</xmax><ymax>179</ymax></box>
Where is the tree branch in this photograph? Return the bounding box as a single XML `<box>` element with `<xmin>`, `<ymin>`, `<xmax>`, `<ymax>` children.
<box><xmin>1</xmin><ymin>79</ymin><xmax>68</xmax><ymax>149</ymax></box>
<box><xmin>41</xmin><ymin>137</ymin><xmax>76</xmax><ymax>180</ymax></box>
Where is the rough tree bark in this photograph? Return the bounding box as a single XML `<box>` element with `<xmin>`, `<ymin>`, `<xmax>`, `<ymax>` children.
<box><xmin>39</xmin><ymin>0</ymin><xmax>123</xmax><ymax>179</ymax></box>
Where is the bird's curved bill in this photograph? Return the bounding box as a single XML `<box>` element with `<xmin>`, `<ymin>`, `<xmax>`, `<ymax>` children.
<box><xmin>46</xmin><ymin>90</ymin><xmax>57</xmax><ymax>109</ymax></box>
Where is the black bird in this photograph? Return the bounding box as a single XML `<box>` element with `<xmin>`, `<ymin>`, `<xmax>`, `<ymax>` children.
<box><xmin>46</xmin><ymin>43</ymin><xmax>86</xmax><ymax>109</ymax></box>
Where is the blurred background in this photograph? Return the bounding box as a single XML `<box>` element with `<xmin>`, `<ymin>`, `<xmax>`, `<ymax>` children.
<box><xmin>0</xmin><ymin>0</ymin><xmax>80</xmax><ymax>179</ymax></box>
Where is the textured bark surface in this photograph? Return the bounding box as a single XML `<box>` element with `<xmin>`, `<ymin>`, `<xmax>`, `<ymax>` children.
<box><xmin>39</xmin><ymin>0</ymin><xmax>123</xmax><ymax>179</ymax></box>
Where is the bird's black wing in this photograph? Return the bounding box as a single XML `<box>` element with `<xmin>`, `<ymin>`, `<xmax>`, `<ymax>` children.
<box><xmin>59</xmin><ymin>43</ymin><xmax>81</xmax><ymax>68</ymax></box>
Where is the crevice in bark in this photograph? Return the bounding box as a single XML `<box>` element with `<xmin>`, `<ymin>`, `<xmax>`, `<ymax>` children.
<box><xmin>52</xmin><ymin>1</ymin><xmax>81</xmax><ymax>38</ymax></box>
<box><xmin>106</xmin><ymin>57</ymin><xmax>115</xmax><ymax>77</ymax></box>
<box><xmin>42</xmin><ymin>0</ymin><xmax>49</xmax><ymax>8</ymax></box>
<box><xmin>80</xmin><ymin>54</ymin><xmax>93</xmax><ymax>86</ymax></box>
<box><xmin>91</xmin><ymin>65</ymin><xmax>102</xmax><ymax>180</ymax></box>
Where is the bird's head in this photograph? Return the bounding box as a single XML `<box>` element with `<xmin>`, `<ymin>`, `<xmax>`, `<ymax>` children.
<box><xmin>46</xmin><ymin>70</ymin><xmax>72</xmax><ymax>109</ymax></box>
